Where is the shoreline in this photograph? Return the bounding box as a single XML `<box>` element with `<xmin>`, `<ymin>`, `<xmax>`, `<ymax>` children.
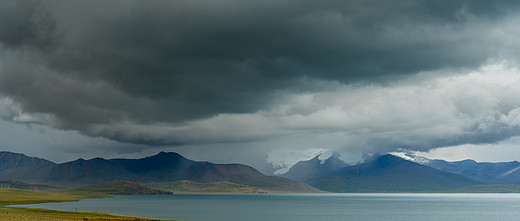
<box><xmin>0</xmin><ymin>188</ymin><xmax>174</xmax><ymax>221</ymax></box>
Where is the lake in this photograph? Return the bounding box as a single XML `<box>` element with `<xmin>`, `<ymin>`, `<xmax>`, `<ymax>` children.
<box><xmin>16</xmin><ymin>193</ymin><xmax>520</xmax><ymax>221</ymax></box>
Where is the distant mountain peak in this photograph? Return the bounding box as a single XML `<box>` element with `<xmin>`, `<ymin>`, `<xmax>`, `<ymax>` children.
<box><xmin>313</xmin><ymin>151</ymin><xmax>345</xmax><ymax>164</ymax></box>
<box><xmin>0</xmin><ymin>151</ymin><xmax>55</xmax><ymax>171</ymax></box>
<box><xmin>323</xmin><ymin>152</ymin><xmax>348</xmax><ymax>170</ymax></box>
<box><xmin>75</xmin><ymin>158</ymin><xmax>86</xmax><ymax>161</ymax></box>
<box><xmin>157</xmin><ymin>151</ymin><xmax>170</xmax><ymax>155</ymax></box>
<box><xmin>367</xmin><ymin>154</ymin><xmax>411</xmax><ymax>168</ymax></box>
<box><xmin>458</xmin><ymin>159</ymin><xmax>478</xmax><ymax>164</ymax></box>
<box><xmin>306</xmin><ymin>153</ymin><xmax>482</xmax><ymax>192</ymax></box>
<box><xmin>281</xmin><ymin>152</ymin><xmax>349</xmax><ymax>182</ymax></box>
<box><xmin>389</xmin><ymin>152</ymin><xmax>431</xmax><ymax>164</ymax></box>
<box><xmin>152</xmin><ymin>151</ymin><xmax>184</xmax><ymax>158</ymax></box>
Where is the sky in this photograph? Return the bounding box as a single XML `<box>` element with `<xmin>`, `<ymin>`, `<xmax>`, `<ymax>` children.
<box><xmin>2</xmin><ymin>0</ymin><xmax>520</xmax><ymax>174</ymax></box>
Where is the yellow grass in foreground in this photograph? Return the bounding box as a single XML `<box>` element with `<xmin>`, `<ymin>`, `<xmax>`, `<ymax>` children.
<box><xmin>0</xmin><ymin>188</ymin><xmax>173</xmax><ymax>221</ymax></box>
<box><xmin>0</xmin><ymin>207</ymin><xmax>166</xmax><ymax>221</ymax></box>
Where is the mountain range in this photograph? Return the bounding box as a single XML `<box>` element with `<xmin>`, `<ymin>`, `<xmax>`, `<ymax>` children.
<box><xmin>0</xmin><ymin>151</ymin><xmax>317</xmax><ymax>192</ymax></box>
<box><xmin>283</xmin><ymin>154</ymin><xmax>483</xmax><ymax>192</ymax></box>
<box><xmin>4</xmin><ymin>150</ymin><xmax>520</xmax><ymax>193</ymax></box>
<box><xmin>385</xmin><ymin>153</ymin><xmax>520</xmax><ymax>185</ymax></box>
<box><xmin>422</xmin><ymin>158</ymin><xmax>520</xmax><ymax>184</ymax></box>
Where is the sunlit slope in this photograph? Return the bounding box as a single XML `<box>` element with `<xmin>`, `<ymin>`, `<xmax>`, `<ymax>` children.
<box><xmin>72</xmin><ymin>181</ymin><xmax>172</xmax><ymax>195</ymax></box>
<box><xmin>144</xmin><ymin>180</ymin><xmax>267</xmax><ymax>193</ymax></box>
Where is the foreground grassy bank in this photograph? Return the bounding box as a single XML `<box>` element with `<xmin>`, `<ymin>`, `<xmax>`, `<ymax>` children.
<box><xmin>0</xmin><ymin>188</ymin><xmax>172</xmax><ymax>221</ymax></box>
<box><xmin>0</xmin><ymin>188</ymin><xmax>104</xmax><ymax>206</ymax></box>
<box><xmin>0</xmin><ymin>207</ymin><xmax>166</xmax><ymax>221</ymax></box>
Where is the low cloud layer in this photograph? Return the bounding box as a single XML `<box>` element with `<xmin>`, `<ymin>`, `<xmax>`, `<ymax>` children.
<box><xmin>2</xmin><ymin>0</ymin><xmax>520</xmax><ymax>167</ymax></box>
<box><xmin>134</xmin><ymin>63</ymin><xmax>520</xmax><ymax>149</ymax></box>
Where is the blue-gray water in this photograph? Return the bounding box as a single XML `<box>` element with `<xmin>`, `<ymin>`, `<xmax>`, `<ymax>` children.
<box><xmin>16</xmin><ymin>193</ymin><xmax>520</xmax><ymax>221</ymax></box>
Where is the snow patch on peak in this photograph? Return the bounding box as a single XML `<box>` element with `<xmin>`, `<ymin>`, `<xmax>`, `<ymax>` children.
<box><xmin>268</xmin><ymin>148</ymin><xmax>329</xmax><ymax>175</ymax></box>
<box><xmin>318</xmin><ymin>151</ymin><xmax>333</xmax><ymax>164</ymax></box>
<box><xmin>390</xmin><ymin>151</ymin><xmax>431</xmax><ymax>164</ymax></box>
<box><xmin>274</xmin><ymin>167</ymin><xmax>291</xmax><ymax>175</ymax></box>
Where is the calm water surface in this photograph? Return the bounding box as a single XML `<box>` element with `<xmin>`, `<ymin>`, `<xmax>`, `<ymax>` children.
<box><xmin>17</xmin><ymin>193</ymin><xmax>520</xmax><ymax>221</ymax></box>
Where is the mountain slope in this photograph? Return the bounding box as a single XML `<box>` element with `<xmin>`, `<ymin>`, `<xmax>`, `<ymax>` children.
<box><xmin>424</xmin><ymin>159</ymin><xmax>520</xmax><ymax>184</ymax></box>
<box><xmin>44</xmin><ymin>157</ymin><xmax>138</xmax><ymax>187</ymax></box>
<box><xmin>0</xmin><ymin>151</ymin><xmax>318</xmax><ymax>192</ymax></box>
<box><xmin>308</xmin><ymin>154</ymin><xmax>482</xmax><ymax>192</ymax></box>
<box><xmin>143</xmin><ymin>180</ymin><xmax>267</xmax><ymax>193</ymax></box>
<box><xmin>0</xmin><ymin>151</ymin><xmax>55</xmax><ymax>171</ymax></box>
<box><xmin>0</xmin><ymin>180</ymin><xmax>63</xmax><ymax>191</ymax></box>
<box><xmin>73</xmin><ymin>181</ymin><xmax>172</xmax><ymax>195</ymax></box>
<box><xmin>282</xmin><ymin>152</ymin><xmax>348</xmax><ymax>182</ymax></box>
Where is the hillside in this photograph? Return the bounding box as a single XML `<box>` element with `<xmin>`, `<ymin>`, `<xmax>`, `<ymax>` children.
<box><xmin>0</xmin><ymin>188</ymin><xmax>98</xmax><ymax>206</ymax></box>
<box><xmin>282</xmin><ymin>152</ymin><xmax>348</xmax><ymax>182</ymax></box>
<box><xmin>424</xmin><ymin>159</ymin><xmax>520</xmax><ymax>184</ymax></box>
<box><xmin>307</xmin><ymin>154</ymin><xmax>483</xmax><ymax>192</ymax></box>
<box><xmin>0</xmin><ymin>151</ymin><xmax>318</xmax><ymax>192</ymax></box>
<box><xmin>0</xmin><ymin>152</ymin><xmax>55</xmax><ymax>171</ymax></box>
<box><xmin>144</xmin><ymin>180</ymin><xmax>267</xmax><ymax>193</ymax></box>
<box><xmin>73</xmin><ymin>181</ymin><xmax>172</xmax><ymax>195</ymax></box>
<box><xmin>0</xmin><ymin>180</ymin><xmax>64</xmax><ymax>191</ymax></box>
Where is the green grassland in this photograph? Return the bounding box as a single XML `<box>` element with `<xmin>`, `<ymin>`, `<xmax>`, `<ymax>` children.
<box><xmin>0</xmin><ymin>188</ymin><xmax>103</xmax><ymax>206</ymax></box>
<box><xmin>0</xmin><ymin>207</ymin><xmax>167</xmax><ymax>221</ymax></box>
<box><xmin>0</xmin><ymin>188</ymin><xmax>172</xmax><ymax>220</ymax></box>
<box><xmin>0</xmin><ymin>180</ymin><xmax>65</xmax><ymax>192</ymax></box>
<box><xmin>71</xmin><ymin>181</ymin><xmax>172</xmax><ymax>195</ymax></box>
<box><xmin>144</xmin><ymin>180</ymin><xmax>268</xmax><ymax>193</ymax></box>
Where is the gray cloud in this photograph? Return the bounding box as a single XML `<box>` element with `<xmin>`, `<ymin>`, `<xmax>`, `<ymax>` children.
<box><xmin>2</xmin><ymin>0</ymin><xmax>520</xmax><ymax>153</ymax></box>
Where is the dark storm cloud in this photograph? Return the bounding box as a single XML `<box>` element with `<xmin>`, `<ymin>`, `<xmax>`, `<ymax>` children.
<box><xmin>1</xmin><ymin>0</ymin><xmax>520</xmax><ymax>145</ymax></box>
<box><xmin>0</xmin><ymin>1</ymin><xmax>56</xmax><ymax>49</ymax></box>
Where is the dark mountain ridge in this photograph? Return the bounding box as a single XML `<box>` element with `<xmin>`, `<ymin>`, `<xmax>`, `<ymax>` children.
<box><xmin>0</xmin><ymin>151</ymin><xmax>317</xmax><ymax>192</ymax></box>
<box><xmin>0</xmin><ymin>151</ymin><xmax>55</xmax><ymax>171</ymax></box>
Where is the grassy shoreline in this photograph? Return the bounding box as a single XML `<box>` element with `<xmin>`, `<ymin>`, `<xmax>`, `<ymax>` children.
<box><xmin>0</xmin><ymin>188</ymin><xmax>173</xmax><ymax>221</ymax></box>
